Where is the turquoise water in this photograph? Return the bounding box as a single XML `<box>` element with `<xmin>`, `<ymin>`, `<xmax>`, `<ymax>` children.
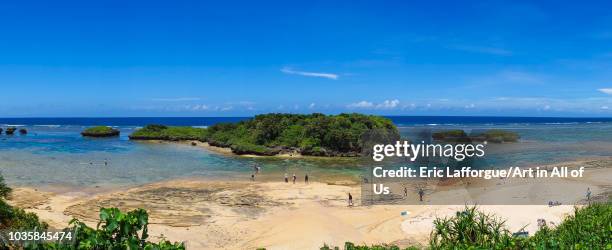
<box><xmin>1</xmin><ymin>122</ymin><xmax>612</xmax><ymax>190</ymax></box>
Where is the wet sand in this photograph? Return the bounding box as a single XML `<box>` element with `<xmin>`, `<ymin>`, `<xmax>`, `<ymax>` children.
<box><xmin>8</xmin><ymin>158</ymin><xmax>611</xmax><ymax>250</ymax></box>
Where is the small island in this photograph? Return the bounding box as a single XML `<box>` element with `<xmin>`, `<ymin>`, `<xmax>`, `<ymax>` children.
<box><xmin>81</xmin><ymin>126</ymin><xmax>120</xmax><ymax>137</ymax></box>
<box><xmin>432</xmin><ymin>129</ymin><xmax>520</xmax><ymax>143</ymax></box>
<box><xmin>5</xmin><ymin>127</ymin><xmax>17</xmax><ymax>135</ymax></box>
<box><xmin>129</xmin><ymin>113</ymin><xmax>399</xmax><ymax>157</ymax></box>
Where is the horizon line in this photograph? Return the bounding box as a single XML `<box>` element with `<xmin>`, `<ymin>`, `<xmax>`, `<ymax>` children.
<box><xmin>1</xmin><ymin>114</ymin><xmax>612</xmax><ymax>119</ymax></box>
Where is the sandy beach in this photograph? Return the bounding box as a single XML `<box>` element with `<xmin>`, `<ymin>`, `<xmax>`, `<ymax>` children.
<box><xmin>8</xmin><ymin>158</ymin><xmax>611</xmax><ymax>250</ymax></box>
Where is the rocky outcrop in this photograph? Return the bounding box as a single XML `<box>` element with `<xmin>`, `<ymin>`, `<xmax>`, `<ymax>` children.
<box><xmin>432</xmin><ymin>129</ymin><xmax>520</xmax><ymax>143</ymax></box>
<box><xmin>81</xmin><ymin>126</ymin><xmax>120</xmax><ymax>137</ymax></box>
<box><xmin>19</xmin><ymin>128</ymin><xmax>27</xmax><ymax>135</ymax></box>
<box><xmin>5</xmin><ymin>127</ymin><xmax>16</xmax><ymax>135</ymax></box>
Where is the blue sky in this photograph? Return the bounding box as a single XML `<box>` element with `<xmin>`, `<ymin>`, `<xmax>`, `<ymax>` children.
<box><xmin>2</xmin><ymin>1</ymin><xmax>612</xmax><ymax>117</ymax></box>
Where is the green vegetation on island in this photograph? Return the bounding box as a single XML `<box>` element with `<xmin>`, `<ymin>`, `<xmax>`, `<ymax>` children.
<box><xmin>129</xmin><ymin>113</ymin><xmax>400</xmax><ymax>157</ymax></box>
<box><xmin>128</xmin><ymin>124</ymin><xmax>207</xmax><ymax>141</ymax></box>
<box><xmin>432</xmin><ymin>129</ymin><xmax>520</xmax><ymax>143</ymax></box>
<box><xmin>81</xmin><ymin>126</ymin><xmax>120</xmax><ymax>137</ymax></box>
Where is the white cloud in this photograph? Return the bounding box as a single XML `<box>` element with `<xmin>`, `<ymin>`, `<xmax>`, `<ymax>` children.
<box><xmin>309</xmin><ymin>103</ymin><xmax>316</xmax><ymax>109</ymax></box>
<box><xmin>189</xmin><ymin>104</ymin><xmax>209</xmax><ymax>111</ymax></box>
<box><xmin>598</xmin><ymin>88</ymin><xmax>612</xmax><ymax>94</ymax></box>
<box><xmin>281</xmin><ymin>67</ymin><xmax>339</xmax><ymax>80</ymax></box>
<box><xmin>152</xmin><ymin>97</ymin><xmax>201</xmax><ymax>102</ymax></box>
<box><xmin>347</xmin><ymin>99</ymin><xmax>400</xmax><ymax>109</ymax></box>
<box><xmin>601</xmin><ymin>106</ymin><xmax>609</xmax><ymax>110</ymax></box>
<box><xmin>465</xmin><ymin>103</ymin><xmax>476</xmax><ymax>109</ymax></box>
<box><xmin>376</xmin><ymin>99</ymin><xmax>400</xmax><ymax>109</ymax></box>
<box><xmin>347</xmin><ymin>101</ymin><xmax>374</xmax><ymax>108</ymax></box>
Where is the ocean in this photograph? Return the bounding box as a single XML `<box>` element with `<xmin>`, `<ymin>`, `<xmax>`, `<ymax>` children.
<box><xmin>1</xmin><ymin>116</ymin><xmax>612</xmax><ymax>127</ymax></box>
<box><xmin>1</xmin><ymin>116</ymin><xmax>611</xmax><ymax>190</ymax></box>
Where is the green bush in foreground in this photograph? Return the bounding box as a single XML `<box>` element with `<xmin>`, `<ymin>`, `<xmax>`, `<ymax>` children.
<box><xmin>430</xmin><ymin>206</ymin><xmax>517</xmax><ymax>249</ymax></box>
<box><xmin>527</xmin><ymin>202</ymin><xmax>611</xmax><ymax>249</ymax></box>
<box><xmin>22</xmin><ymin>208</ymin><xmax>184</xmax><ymax>250</ymax></box>
<box><xmin>323</xmin><ymin>203</ymin><xmax>611</xmax><ymax>250</ymax></box>
<box><xmin>0</xmin><ymin>174</ymin><xmax>49</xmax><ymax>248</ymax></box>
<box><xmin>0</xmin><ymin>173</ymin><xmax>183</xmax><ymax>250</ymax></box>
<box><xmin>321</xmin><ymin>242</ymin><xmax>420</xmax><ymax>250</ymax></box>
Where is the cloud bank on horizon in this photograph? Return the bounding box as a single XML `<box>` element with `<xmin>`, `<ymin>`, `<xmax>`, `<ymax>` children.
<box><xmin>0</xmin><ymin>1</ymin><xmax>612</xmax><ymax>117</ymax></box>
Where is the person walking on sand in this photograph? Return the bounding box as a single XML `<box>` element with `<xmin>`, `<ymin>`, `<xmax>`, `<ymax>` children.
<box><xmin>292</xmin><ymin>173</ymin><xmax>297</xmax><ymax>184</ymax></box>
<box><xmin>403</xmin><ymin>187</ymin><xmax>408</xmax><ymax>197</ymax></box>
<box><xmin>586</xmin><ymin>187</ymin><xmax>592</xmax><ymax>204</ymax></box>
<box><xmin>305</xmin><ymin>174</ymin><xmax>309</xmax><ymax>184</ymax></box>
<box><xmin>418</xmin><ymin>188</ymin><xmax>425</xmax><ymax>202</ymax></box>
<box><xmin>284</xmin><ymin>173</ymin><xmax>289</xmax><ymax>183</ymax></box>
<box><xmin>348</xmin><ymin>192</ymin><xmax>353</xmax><ymax>206</ymax></box>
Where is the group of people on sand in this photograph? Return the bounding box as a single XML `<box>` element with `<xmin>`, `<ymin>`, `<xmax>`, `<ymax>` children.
<box><xmin>284</xmin><ymin>172</ymin><xmax>309</xmax><ymax>184</ymax></box>
<box><xmin>248</xmin><ymin>163</ymin><xmax>310</xmax><ymax>185</ymax></box>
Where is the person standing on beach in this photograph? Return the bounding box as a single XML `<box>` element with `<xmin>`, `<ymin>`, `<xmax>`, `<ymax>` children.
<box><xmin>586</xmin><ymin>187</ymin><xmax>592</xmax><ymax>204</ymax></box>
<box><xmin>292</xmin><ymin>173</ymin><xmax>296</xmax><ymax>184</ymax></box>
<box><xmin>305</xmin><ymin>174</ymin><xmax>309</xmax><ymax>184</ymax></box>
<box><xmin>418</xmin><ymin>188</ymin><xmax>424</xmax><ymax>202</ymax></box>
<box><xmin>284</xmin><ymin>173</ymin><xmax>288</xmax><ymax>183</ymax></box>
<box><xmin>251</xmin><ymin>174</ymin><xmax>255</xmax><ymax>181</ymax></box>
<box><xmin>348</xmin><ymin>193</ymin><xmax>353</xmax><ymax>206</ymax></box>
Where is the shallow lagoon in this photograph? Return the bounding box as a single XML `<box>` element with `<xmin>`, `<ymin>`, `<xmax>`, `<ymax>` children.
<box><xmin>1</xmin><ymin>121</ymin><xmax>612</xmax><ymax>190</ymax></box>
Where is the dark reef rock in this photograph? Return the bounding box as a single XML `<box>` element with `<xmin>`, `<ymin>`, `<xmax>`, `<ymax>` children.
<box><xmin>19</xmin><ymin>128</ymin><xmax>27</xmax><ymax>135</ymax></box>
<box><xmin>5</xmin><ymin>127</ymin><xmax>16</xmax><ymax>135</ymax></box>
<box><xmin>432</xmin><ymin>129</ymin><xmax>520</xmax><ymax>143</ymax></box>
